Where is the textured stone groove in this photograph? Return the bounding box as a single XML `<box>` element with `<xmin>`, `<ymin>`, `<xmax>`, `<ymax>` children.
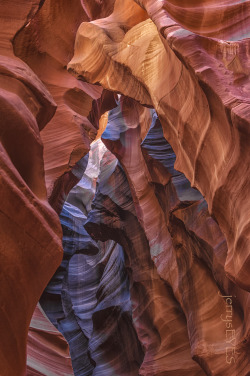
<box><xmin>13</xmin><ymin>0</ymin><xmax>117</xmax><ymax>201</ymax></box>
<box><xmin>40</xmin><ymin>141</ymin><xmax>144</xmax><ymax>376</ymax></box>
<box><xmin>133</xmin><ymin>0</ymin><xmax>250</xmax><ymax>40</ymax></box>
<box><xmin>27</xmin><ymin>305</ymin><xmax>73</xmax><ymax>376</ymax></box>
<box><xmin>85</xmin><ymin>163</ymin><xmax>204</xmax><ymax>376</ymax></box>
<box><xmin>0</xmin><ymin>2</ymin><xmax>63</xmax><ymax>374</ymax></box>
<box><xmin>0</xmin><ymin>1</ymin><xmax>249</xmax><ymax>375</ymax></box>
<box><xmin>85</xmin><ymin>104</ymin><xmax>249</xmax><ymax>375</ymax></box>
<box><xmin>68</xmin><ymin>4</ymin><xmax>250</xmax><ymax>290</ymax></box>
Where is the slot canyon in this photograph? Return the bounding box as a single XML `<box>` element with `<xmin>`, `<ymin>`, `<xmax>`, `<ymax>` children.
<box><xmin>0</xmin><ymin>0</ymin><xmax>249</xmax><ymax>375</ymax></box>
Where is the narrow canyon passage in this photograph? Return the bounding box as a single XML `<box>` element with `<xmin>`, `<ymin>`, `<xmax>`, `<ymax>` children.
<box><xmin>0</xmin><ymin>1</ymin><xmax>249</xmax><ymax>375</ymax></box>
<box><xmin>33</xmin><ymin>106</ymin><xmax>249</xmax><ymax>375</ymax></box>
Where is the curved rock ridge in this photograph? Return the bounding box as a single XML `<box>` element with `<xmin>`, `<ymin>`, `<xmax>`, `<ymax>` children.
<box><xmin>27</xmin><ymin>305</ymin><xmax>73</xmax><ymax>376</ymax></box>
<box><xmin>13</xmin><ymin>0</ymin><xmax>117</xmax><ymax>202</ymax></box>
<box><xmin>0</xmin><ymin>1</ymin><xmax>249</xmax><ymax>375</ymax></box>
<box><xmin>84</xmin><ymin>102</ymin><xmax>249</xmax><ymax>375</ymax></box>
<box><xmin>0</xmin><ymin>140</ymin><xmax>62</xmax><ymax>376</ymax></box>
<box><xmin>141</xmin><ymin>109</ymin><xmax>203</xmax><ymax>202</ymax></box>
<box><xmin>0</xmin><ymin>3</ymin><xmax>118</xmax><ymax>369</ymax></box>
<box><xmin>133</xmin><ymin>0</ymin><xmax>250</xmax><ymax>40</ymax></box>
<box><xmin>68</xmin><ymin>7</ymin><xmax>250</xmax><ymax>291</ymax></box>
<box><xmin>0</xmin><ymin>2</ymin><xmax>63</xmax><ymax>375</ymax></box>
<box><xmin>40</xmin><ymin>140</ymin><xmax>143</xmax><ymax>376</ymax></box>
<box><xmin>85</xmin><ymin>165</ymin><xmax>205</xmax><ymax>376</ymax></box>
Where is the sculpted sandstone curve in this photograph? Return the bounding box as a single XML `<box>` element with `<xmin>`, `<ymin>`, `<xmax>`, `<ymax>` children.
<box><xmin>133</xmin><ymin>0</ymin><xmax>250</xmax><ymax>40</ymax></box>
<box><xmin>27</xmin><ymin>305</ymin><xmax>73</xmax><ymax>376</ymax></box>
<box><xmin>0</xmin><ymin>0</ymin><xmax>249</xmax><ymax>375</ymax></box>
<box><xmin>0</xmin><ymin>2</ymin><xmax>63</xmax><ymax>374</ymax></box>
<box><xmin>68</xmin><ymin>6</ymin><xmax>250</xmax><ymax>291</ymax></box>
<box><xmin>96</xmin><ymin>101</ymin><xmax>249</xmax><ymax>375</ymax></box>
<box><xmin>13</xmin><ymin>0</ymin><xmax>117</xmax><ymax>211</ymax></box>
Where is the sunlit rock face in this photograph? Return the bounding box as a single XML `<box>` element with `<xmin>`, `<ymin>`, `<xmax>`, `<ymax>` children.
<box><xmin>0</xmin><ymin>0</ymin><xmax>249</xmax><ymax>375</ymax></box>
<box><xmin>68</xmin><ymin>0</ymin><xmax>250</xmax><ymax>292</ymax></box>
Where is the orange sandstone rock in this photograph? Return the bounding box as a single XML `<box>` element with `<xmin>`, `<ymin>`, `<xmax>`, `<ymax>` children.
<box><xmin>133</xmin><ymin>0</ymin><xmax>250</xmax><ymax>40</ymax></box>
<box><xmin>0</xmin><ymin>2</ymin><xmax>62</xmax><ymax>374</ymax></box>
<box><xmin>27</xmin><ymin>305</ymin><xmax>73</xmax><ymax>376</ymax></box>
<box><xmin>68</xmin><ymin>6</ymin><xmax>250</xmax><ymax>292</ymax></box>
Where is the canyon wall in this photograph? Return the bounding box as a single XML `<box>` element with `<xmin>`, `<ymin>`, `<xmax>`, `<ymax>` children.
<box><xmin>0</xmin><ymin>0</ymin><xmax>249</xmax><ymax>375</ymax></box>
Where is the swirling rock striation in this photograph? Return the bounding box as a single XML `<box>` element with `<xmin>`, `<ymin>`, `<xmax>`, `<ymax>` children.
<box><xmin>85</xmin><ymin>162</ymin><xmax>205</xmax><ymax>376</ymax></box>
<box><xmin>40</xmin><ymin>141</ymin><xmax>143</xmax><ymax>375</ymax></box>
<box><xmin>13</xmin><ymin>0</ymin><xmax>117</xmax><ymax>208</ymax></box>
<box><xmin>68</xmin><ymin>2</ymin><xmax>250</xmax><ymax>291</ymax></box>
<box><xmin>0</xmin><ymin>2</ymin><xmax>63</xmax><ymax>374</ymax></box>
<box><xmin>85</xmin><ymin>103</ymin><xmax>250</xmax><ymax>375</ymax></box>
<box><xmin>0</xmin><ymin>0</ymin><xmax>249</xmax><ymax>375</ymax></box>
<box><xmin>27</xmin><ymin>305</ymin><xmax>73</xmax><ymax>376</ymax></box>
<box><xmin>134</xmin><ymin>0</ymin><xmax>250</xmax><ymax>40</ymax></box>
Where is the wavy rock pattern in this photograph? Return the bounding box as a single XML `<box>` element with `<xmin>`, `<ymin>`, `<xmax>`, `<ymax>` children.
<box><xmin>85</xmin><ymin>164</ymin><xmax>205</xmax><ymax>376</ymax></box>
<box><xmin>27</xmin><ymin>305</ymin><xmax>73</xmax><ymax>376</ymax></box>
<box><xmin>40</xmin><ymin>141</ymin><xmax>143</xmax><ymax>375</ymax></box>
<box><xmin>13</xmin><ymin>0</ymin><xmax>118</xmax><ymax>210</ymax></box>
<box><xmin>0</xmin><ymin>2</ymin><xmax>116</xmax><ymax>372</ymax></box>
<box><xmin>68</xmin><ymin>3</ymin><xmax>250</xmax><ymax>291</ymax></box>
<box><xmin>134</xmin><ymin>0</ymin><xmax>250</xmax><ymax>40</ymax></box>
<box><xmin>86</xmin><ymin>104</ymin><xmax>250</xmax><ymax>375</ymax></box>
<box><xmin>0</xmin><ymin>2</ymin><xmax>63</xmax><ymax>375</ymax></box>
<box><xmin>0</xmin><ymin>0</ymin><xmax>249</xmax><ymax>375</ymax></box>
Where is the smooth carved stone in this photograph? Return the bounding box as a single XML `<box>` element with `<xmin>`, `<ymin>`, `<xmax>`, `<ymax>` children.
<box><xmin>0</xmin><ymin>1</ymin><xmax>249</xmax><ymax>375</ymax></box>
<box><xmin>133</xmin><ymin>0</ymin><xmax>250</xmax><ymax>40</ymax></box>
<box><xmin>41</xmin><ymin>142</ymin><xmax>143</xmax><ymax>375</ymax></box>
<box><xmin>0</xmin><ymin>0</ymin><xmax>41</xmax><ymax>56</ymax></box>
<box><xmin>27</xmin><ymin>305</ymin><xmax>73</xmax><ymax>376</ymax></box>
<box><xmin>80</xmin><ymin>0</ymin><xmax>116</xmax><ymax>20</ymax></box>
<box><xmin>0</xmin><ymin>56</ymin><xmax>56</xmax><ymax>199</ymax></box>
<box><xmin>85</xmin><ymin>160</ymin><xmax>205</xmax><ymax>376</ymax></box>
<box><xmin>13</xmin><ymin>0</ymin><xmax>117</xmax><ymax>200</ymax></box>
<box><xmin>0</xmin><ymin>3</ymin><xmax>63</xmax><ymax>373</ymax></box>
<box><xmin>93</xmin><ymin>102</ymin><xmax>249</xmax><ymax>375</ymax></box>
<box><xmin>0</xmin><ymin>144</ymin><xmax>63</xmax><ymax>376</ymax></box>
<box><xmin>160</xmin><ymin>23</ymin><xmax>250</xmax><ymax>292</ymax></box>
<box><xmin>141</xmin><ymin>110</ymin><xmax>203</xmax><ymax>201</ymax></box>
<box><xmin>68</xmin><ymin>8</ymin><xmax>250</xmax><ymax>291</ymax></box>
<box><xmin>68</xmin><ymin>0</ymin><xmax>150</xmax><ymax>105</ymax></box>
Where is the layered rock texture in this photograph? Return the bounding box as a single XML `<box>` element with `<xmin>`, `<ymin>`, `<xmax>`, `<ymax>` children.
<box><xmin>0</xmin><ymin>0</ymin><xmax>249</xmax><ymax>375</ymax></box>
<box><xmin>68</xmin><ymin>0</ymin><xmax>250</xmax><ymax>292</ymax></box>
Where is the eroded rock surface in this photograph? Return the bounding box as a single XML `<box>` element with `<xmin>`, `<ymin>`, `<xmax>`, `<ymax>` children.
<box><xmin>13</xmin><ymin>0</ymin><xmax>117</xmax><ymax>207</ymax></box>
<box><xmin>0</xmin><ymin>2</ymin><xmax>116</xmax><ymax>374</ymax></box>
<box><xmin>90</xmin><ymin>103</ymin><xmax>249</xmax><ymax>376</ymax></box>
<box><xmin>68</xmin><ymin>1</ymin><xmax>250</xmax><ymax>291</ymax></box>
<box><xmin>27</xmin><ymin>305</ymin><xmax>73</xmax><ymax>376</ymax></box>
<box><xmin>0</xmin><ymin>3</ymin><xmax>63</xmax><ymax>374</ymax></box>
<box><xmin>40</xmin><ymin>141</ymin><xmax>143</xmax><ymax>375</ymax></box>
<box><xmin>0</xmin><ymin>0</ymin><xmax>249</xmax><ymax>375</ymax></box>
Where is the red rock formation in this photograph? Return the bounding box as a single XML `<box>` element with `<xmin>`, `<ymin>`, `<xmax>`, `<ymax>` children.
<box><xmin>68</xmin><ymin>2</ymin><xmax>250</xmax><ymax>291</ymax></box>
<box><xmin>27</xmin><ymin>305</ymin><xmax>73</xmax><ymax>376</ymax></box>
<box><xmin>97</xmin><ymin>100</ymin><xmax>250</xmax><ymax>375</ymax></box>
<box><xmin>133</xmin><ymin>0</ymin><xmax>250</xmax><ymax>40</ymax></box>
<box><xmin>0</xmin><ymin>1</ymin><xmax>118</xmax><ymax>374</ymax></box>
<box><xmin>85</xmin><ymin>158</ymin><xmax>205</xmax><ymax>376</ymax></box>
<box><xmin>0</xmin><ymin>2</ymin><xmax>63</xmax><ymax>375</ymax></box>
<box><xmin>0</xmin><ymin>0</ymin><xmax>249</xmax><ymax>375</ymax></box>
<box><xmin>13</xmin><ymin>0</ymin><xmax>117</xmax><ymax>206</ymax></box>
